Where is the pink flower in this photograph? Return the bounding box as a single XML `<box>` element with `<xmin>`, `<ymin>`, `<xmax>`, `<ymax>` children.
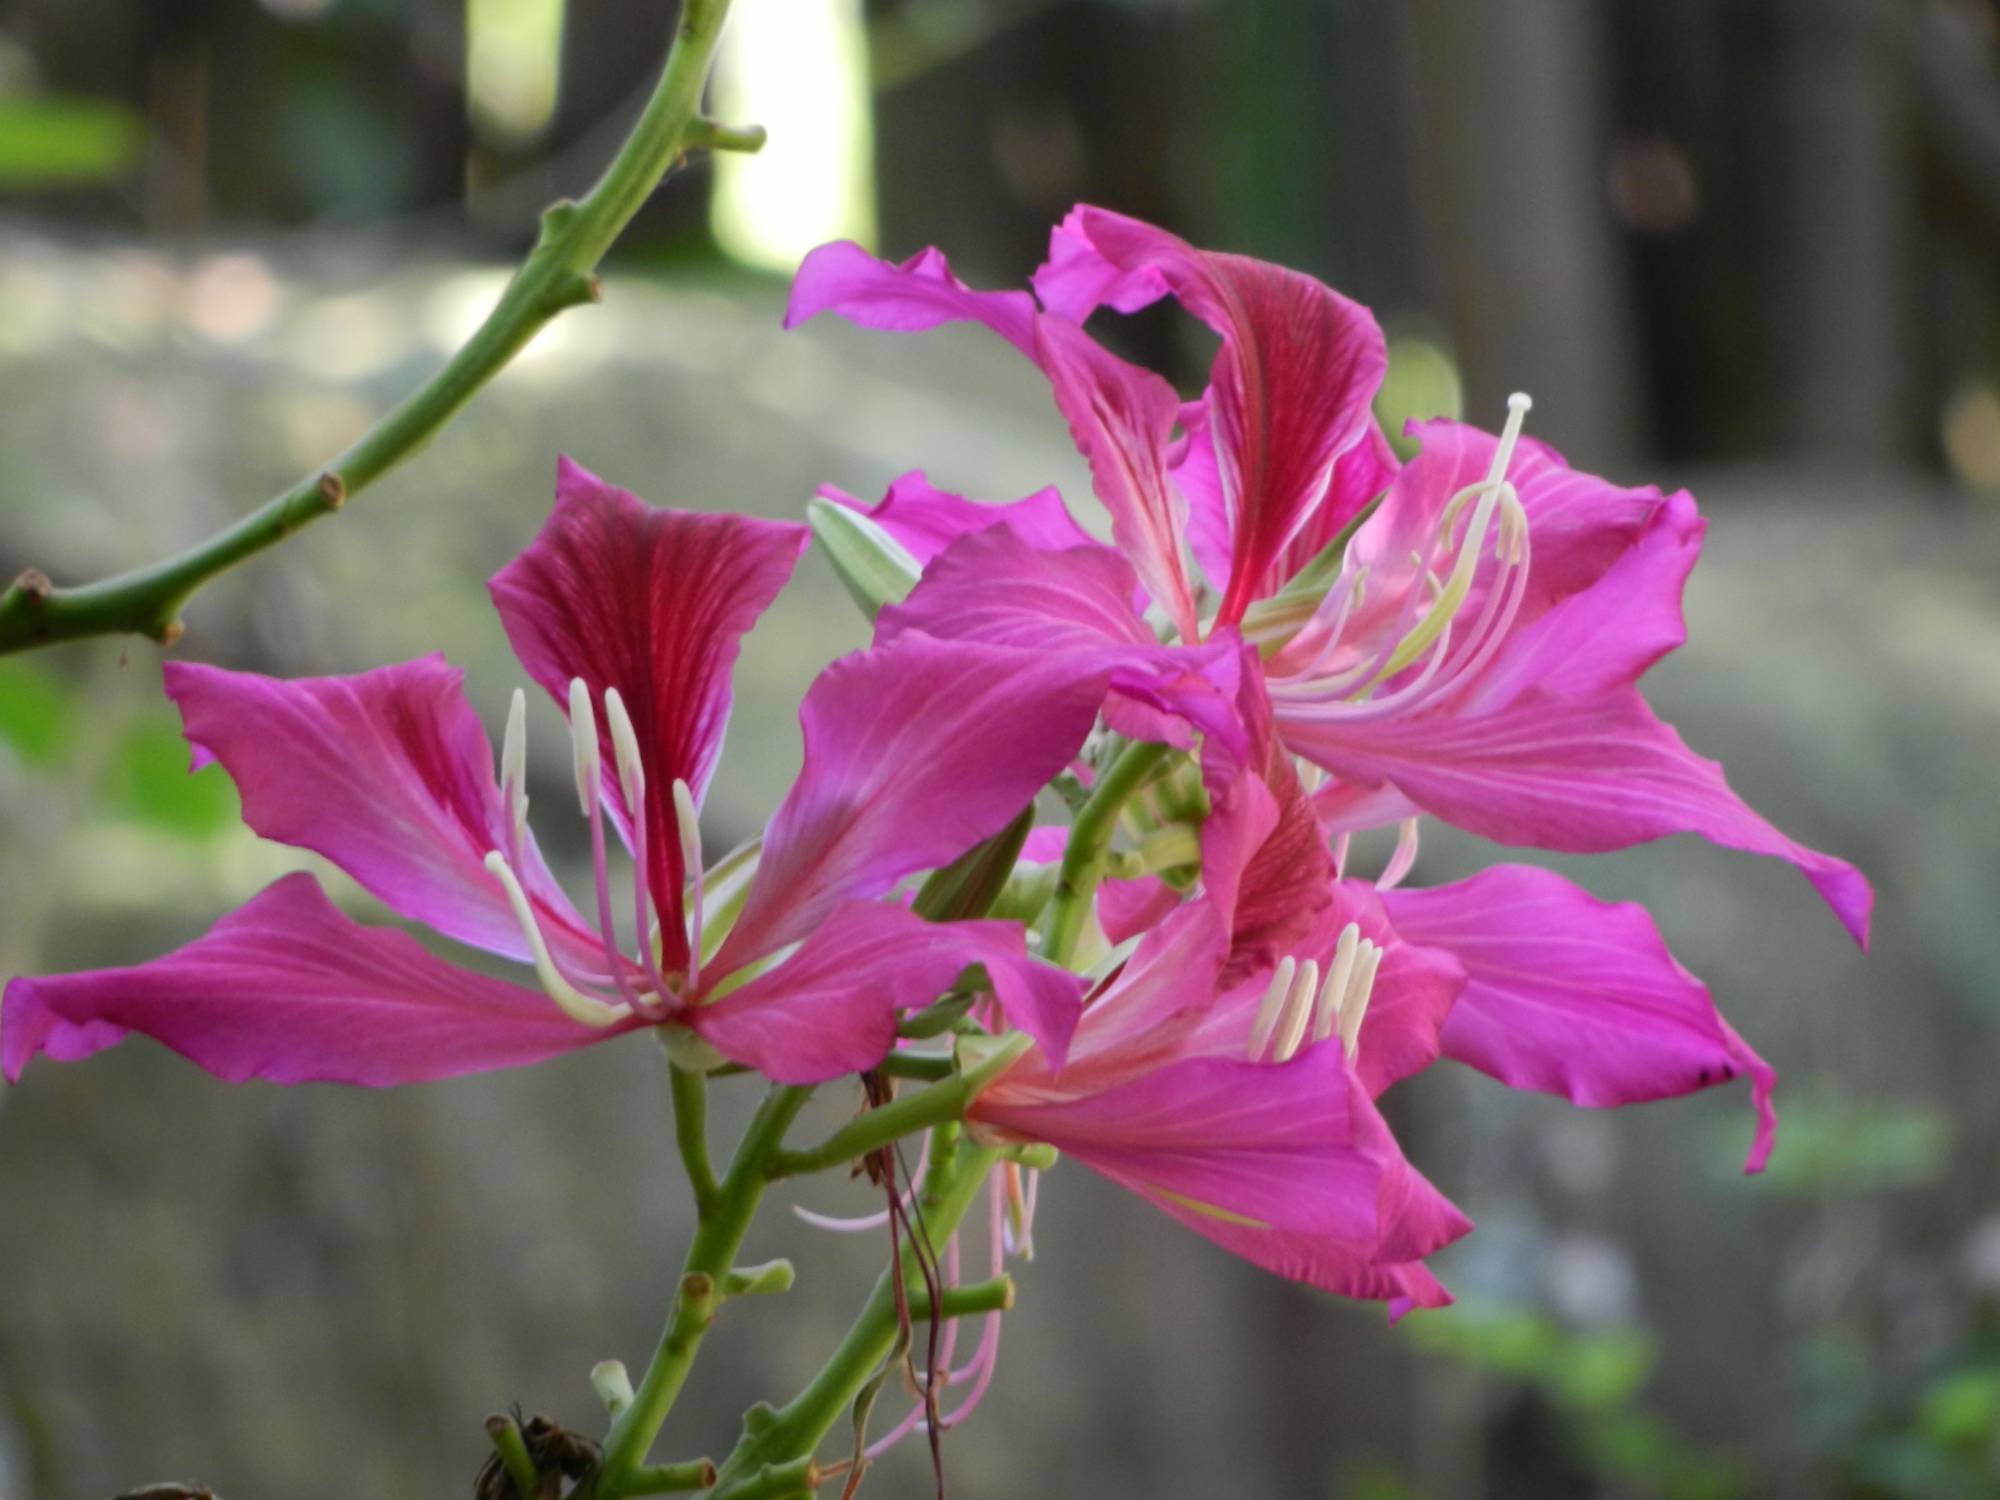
<box><xmin>786</xmin><ymin>207</ymin><xmax>1872</xmax><ymax>949</ymax></box>
<box><xmin>3</xmin><ymin>460</ymin><xmax>1098</xmax><ymax>1088</ymax></box>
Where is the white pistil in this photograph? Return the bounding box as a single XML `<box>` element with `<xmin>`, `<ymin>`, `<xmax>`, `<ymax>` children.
<box><xmin>568</xmin><ymin>677</ymin><xmax>601</xmax><ymax>816</ymax></box>
<box><xmin>500</xmin><ymin>687</ymin><xmax>529</xmax><ymax>851</ymax></box>
<box><xmin>1245</xmin><ymin>956</ymin><xmax>1297</xmax><ymax>1062</ymax></box>
<box><xmin>1269</xmin><ymin>958</ymin><xmax>1321</xmax><ymax>1064</ymax></box>
<box><xmin>1338</xmin><ymin>942</ymin><xmax>1385</xmax><ymax>1064</ymax></box>
<box><xmin>483</xmin><ymin>850</ymin><xmax>633</xmax><ymax>1028</ymax></box>
<box><xmin>673</xmin><ymin>777</ymin><xmax>706</xmax><ymax>991</ymax></box>
<box><xmin>1313</xmin><ymin>923</ymin><xmax>1363</xmax><ymax>1042</ymax></box>
<box><xmin>1376</xmin><ymin>818</ymin><xmax>1422</xmax><ymax>891</ymax></box>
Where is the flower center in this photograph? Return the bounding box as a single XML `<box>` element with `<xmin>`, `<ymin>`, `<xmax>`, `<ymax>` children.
<box><xmin>482</xmin><ymin>678</ymin><xmax>710</xmax><ymax>1029</ymax></box>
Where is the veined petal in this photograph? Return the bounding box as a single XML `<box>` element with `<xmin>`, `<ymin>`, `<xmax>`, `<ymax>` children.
<box><xmin>785</xmin><ymin>240</ymin><xmax>1039</xmax><ymax>357</ymax></box>
<box><xmin>817</xmin><ymin>471</ymin><xmax>1094</xmax><ymax>568</ymax></box>
<box><xmin>163</xmin><ymin>656</ymin><xmax>598</xmax><ymax>970</ymax></box>
<box><xmin>1283</xmin><ymin>687</ymin><xmax>1872</xmax><ymax>946</ymax></box>
<box><xmin>489</xmin><ymin>458</ymin><xmax>808</xmax><ymax>965</ymax></box>
<box><xmin>876</xmin><ymin>525</ymin><xmax>1242</xmax><ymax>751</ymax></box>
<box><xmin>716</xmin><ymin>635</ymin><xmax>1106</xmax><ymax>972</ymax></box>
<box><xmin>2</xmin><ymin>874</ymin><xmax>617</xmax><ymax>1087</ymax></box>
<box><xmin>693</xmin><ymin>901</ymin><xmax>1085</xmax><ymax>1083</ymax></box>
<box><xmin>1384</xmin><ymin>864</ymin><xmax>1781</xmax><ymax>1172</ymax></box>
<box><xmin>1033</xmin><ymin>316</ymin><xmax>1202</xmax><ymax>641</ymax></box>
<box><xmin>1034</xmin><ymin>206</ymin><xmax>1389</xmax><ymax>627</ymax></box>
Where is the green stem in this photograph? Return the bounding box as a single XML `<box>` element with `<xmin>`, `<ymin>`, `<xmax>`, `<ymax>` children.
<box><xmin>766</xmin><ymin>1037</ymin><xmax>1031</xmax><ymax>1181</ymax></box>
<box><xmin>622</xmin><ymin>1459</ymin><xmax>720</xmax><ymax>1495</ymax></box>
<box><xmin>594</xmin><ymin>1083</ymin><xmax>813</xmax><ymax>1496</ymax></box>
<box><xmin>710</xmin><ymin>1133</ymin><xmax>1004</xmax><ymax>1496</ymax></box>
<box><xmin>669</xmin><ymin>1061</ymin><xmax>720</xmax><ymax>1214</ymax></box>
<box><xmin>1039</xmin><ymin>739</ymin><xmax>1172</xmax><ymax>967</ymax></box>
<box><xmin>0</xmin><ymin>0</ymin><xmax>754</xmax><ymax>656</ymax></box>
<box><xmin>486</xmin><ymin>1414</ymin><xmax>542</xmax><ymax>1500</ymax></box>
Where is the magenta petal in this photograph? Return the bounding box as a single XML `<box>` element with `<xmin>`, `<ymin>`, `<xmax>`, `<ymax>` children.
<box><xmin>876</xmin><ymin>525</ymin><xmax>1242</xmax><ymax>752</ymax></box>
<box><xmin>785</xmin><ymin>240</ymin><xmax>1040</xmax><ymax>358</ymax></box>
<box><xmin>1281</xmin><ymin>687</ymin><xmax>1873</xmax><ymax>948</ymax></box>
<box><xmin>1033</xmin><ymin>207</ymin><xmax>1389</xmax><ymax>627</ymax></box>
<box><xmin>716</xmin><ymin>635</ymin><xmax>1106</xmax><ymax>972</ymax></box>
<box><xmin>1033</xmin><ymin>316</ymin><xmax>1202</xmax><ymax>641</ymax></box>
<box><xmin>164</xmin><ymin>656</ymin><xmax>597</xmax><ymax>969</ymax></box>
<box><xmin>693</xmin><ymin>902</ymin><xmax>1082</xmax><ymax>1083</ymax></box>
<box><xmin>1384</xmin><ymin>864</ymin><xmax>1782</xmax><ymax>1171</ymax></box>
<box><xmin>489</xmin><ymin>459</ymin><xmax>808</xmax><ymax>963</ymax></box>
<box><xmin>818</xmin><ymin>471</ymin><xmax>1094</xmax><ymax>568</ymax></box>
<box><xmin>2</xmin><ymin>874</ymin><xmax>616</xmax><ymax>1087</ymax></box>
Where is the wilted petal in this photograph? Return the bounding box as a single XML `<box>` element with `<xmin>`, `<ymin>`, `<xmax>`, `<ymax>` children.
<box><xmin>1034</xmin><ymin>207</ymin><xmax>1389</xmax><ymax>627</ymax></box>
<box><xmin>694</xmin><ymin>901</ymin><xmax>1083</xmax><ymax>1083</ymax></box>
<box><xmin>489</xmin><ymin>458</ymin><xmax>807</xmax><ymax>965</ymax></box>
<box><xmin>1384</xmin><ymin>864</ymin><xmax>1781</xmax><ymax>1171</ymax></box>
<box><xmin>817</xmin><ymin>471</ymin><xmax>1094</xmax><ymax>568</ymax></box>
<box><xmin>1281</xmin><ymin>687</ymin><xmax>1872</xmax><ymax>948</ymax></box>
<box><xmin>164</xmin><ymin>656</ymin><xmax>598</xmax><ymax>970</ymax></box>
<box><xmin>717</xmin><ymin>635</ymin><xmax>1106</xmax><ymax>972</ymax></box>
<box><xmin>785</xmin><ymin>240</ymin><xmax>1039</xmax><ymax>357</ymax></box>
<box><xmin>2</xmin><ymin>874</ymin><xmax>613</xmax><ymax>1087</ymax></box>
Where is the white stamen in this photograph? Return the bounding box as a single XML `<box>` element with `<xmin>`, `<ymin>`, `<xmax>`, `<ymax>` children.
<box><xmin>673</xmin><ymin>777</ymin><xmax>705</xmax><ymax>989</ymax></box>
<box><xmin>1487</xmin><ymin>392</ymin><xmax>1533</xmax><ymax>490</ymax></box>
<box><xmin>602</xmin><ymin>686</ymin><xmax>647</xmax><ymax>810</ymax></box>
<box><xmin>1270</xmin><ymin>958</ymin><xmax>1320</xmax><ymax>1064</ymax></box>
<box><xmin>1331</xmin><ymin>832</ymin><xmax>1351</xmax><ymax>881</ymax></box>
<box><xmin>1377</xmin><ymin>818</ymin><xmax>1422</xmax><ymax>891</ymax></box>
<box><xmin>1245</xmin><ymin>956</ymin><xmax>1297</xmax><ymax>1062</ymax></box>
<box><xmin>501</xmin><ymin>687</ymin><xmax>529</xmax><ymax>842</ymax></box>
<box><xmin>1338</xmin><ymin>941</ymin><xmax>1385</xmax><ymax>1063</ymax></box>
<box><xmin>1313</xmin><ymin>923</ymin><xmax>1362</xmax><ymax>1042</ymax></box>
<box><xmin>567</xmin><ymin>677</ymin><xmax>600</xmax><ymax>816</ymax></box>
<box><xmin>484</xmin><ymin>850</ymin><xmax>632</xmax><ymax>1029</ymax></box>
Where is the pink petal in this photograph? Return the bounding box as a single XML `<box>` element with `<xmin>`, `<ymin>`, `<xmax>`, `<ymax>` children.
<box><xmin>489</xmin><ymin>458</ymin><xmax>808</xmax><ymax>966</ymax></box>
<box><xmin>163</xmin><ymin>656</ymin><xmax>599</xmax><ymax>971</ymax></box>
<box><xmin>1033</xmin><ymin>207</ymin><xmax>1389</xmax><ymax>626</ymax></box>
<box><xmin>1280</xmin><ymin>687</ymin><xmax>1873</xmax><ymax>948</ymax></box>
<box><xmin>1032</xmin><ymin>316</ymin><xmax>1202</xmax><ymax>641</ymax></box>
<box><xmin>785</xmin><ymin>240</ymin><xmax>1039</xmax><ymax>357</ymax></box>
<box><xmin>817</xmin><ymin>471</ymin><xmax>1094</xmax><ymax>568</ymax></box>
<box><xmin>2</xmin><ymin>874</ymin><xmax>616</xmax><ymax>1087</ymax></box>
<box><xmin>694</xmin><ymin>901</ymin><xmax>1083</xmax><ymax>1084</ymax></box>
<box><xmin>1383</xmin><ymin>864</ymin><xmax>1782</xmax><ymax>1171</ymax></box>
<box><xmin>716</xmin><ymin>635</ymin><xmax>1106</xmax><ymax>973</ymax></box>
<box><xmin>875</xmin><ymin>524</ymin><xmax>1242</xmax><ymax>752</ymax></box>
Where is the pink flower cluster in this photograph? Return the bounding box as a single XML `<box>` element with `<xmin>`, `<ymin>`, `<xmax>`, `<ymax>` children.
<box><xmin>3</xmin><ymin>208</ymin><xmax>1870</xmax><ymax>1323</ymax></box>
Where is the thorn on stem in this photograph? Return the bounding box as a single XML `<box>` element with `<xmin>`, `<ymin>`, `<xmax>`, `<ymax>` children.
<box><xmin>317</xmin><ymin>471</ymin><xmax>347</xmax><ymax>510</ymax></box>
<box><xmin>158</xmin><ymin>619</ymin><xmax>186</xmax><ymax>648</ymax></box>
<box><xmin>11</xmin><ymin>568</ymin><xmax>52</xmax><ymax>605</ymax></box>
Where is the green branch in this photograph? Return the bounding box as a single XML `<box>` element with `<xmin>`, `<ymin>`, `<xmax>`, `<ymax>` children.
<box><xmin>0</xmin><ymin>0</ymin><xmax>759</xmax><ymax>656</ymax></box>
<box><xmin>1039</xmin><ymin>739</ymin><xmax>1172</xmax><ymax>967</ymax></box>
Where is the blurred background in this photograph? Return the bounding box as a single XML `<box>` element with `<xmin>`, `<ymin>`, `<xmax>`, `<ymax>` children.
<box><xmin>1</xmin><ymin>0</ymin><xmax>1996</xmax><ymax>1495</ymax></box>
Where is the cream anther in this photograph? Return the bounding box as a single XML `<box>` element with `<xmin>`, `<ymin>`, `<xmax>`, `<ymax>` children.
<box><xmin>602</xmin><ymin>686</ymin><xmax>646</xmax><ymax>810</ymax></box>
<box><xmin>484</xmin><ymin>850</ymin><xmax>632</xmax><ymax>1028</ymax></box>
<box><xmin>568</xmin><ymin>678</ymin><xmax>601</xmax><ymax>816</ymax></box>
<box><xmin>1313</xmin><ymin>923</ymin><xmax>1362</xmax><ymax>1042</ymax></box>
<box><xmin>1245</xmin><ymin>956</ymin><xmax>1297</xmax><ymax>1061</ymax></box>
<box><xmin>1338</xmin><ymin>942</ymin><xmax>1385</xmax><ymax>1063</ymax></box>
<box><xmin>501</xmin><ymin>687</ymin><xmax>529</xmax><ymax>841</ymax></box>
<box><xmin>1270</xmin><ymin>958</ymin><xmax>1320</xmax><ymax>1064</ymax></box>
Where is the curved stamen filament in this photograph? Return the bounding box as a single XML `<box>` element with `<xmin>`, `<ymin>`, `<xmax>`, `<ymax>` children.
<box><xmin>569</xmin><ymin>680</ymin><xmax>645</xmax><ymax>1011</ymax></box>
<box><xmin>500</xmin><ymin>687</ymin><xmax>529</xmax><ymax>871</ymax></box>
<box><xmin>673</xmin><ymin>778</ymin><xmax>705</xmax><ymax>993</ymax></box>
<box><xmin>1376</xmin><ymin>819</ymin><xmax>1421</xmax><ymax>891</ymax></box>
<box><xmin>602</xmin><ymin>687</ymin><xmax>673</xmax><ymax>1003</ymax></box>
<box><xmin>484</xmin><ymin>850</ymin><xmax>633</xmax><ymax>1029</ymax></box>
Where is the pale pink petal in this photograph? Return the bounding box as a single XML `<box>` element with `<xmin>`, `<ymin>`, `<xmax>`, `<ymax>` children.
<box><xmin>1033</xmin><ymin>207</ymin><xmax>1389</xmax><ymax>626</ymax></box>
<box><xmin>715</xmin><ymin>636</ymin><xmax>1106</xmax><ymax>972</ymax></box>
<box><xmin>489</xmin><ymin>458</ymin><xmax>807</xmax><ymax>966</ymax></box>
<box><xmin>694</xmin><ymin>901</ymin><xmax>1083</xmax><ymax>1082</ymax></box>
<box><xmin>784</xmin><ymin>240</ymin><xmax>1039</xmax><ymax>357</ymax></box>
<box><xmin>818</xmin><ymin>471</ymin><xmax>1094</xmax><ymax>567</ymax></box>
<box><xmin>2</xmin><ymin>874</ymin><xmax>616</xmax><ymax>1087</ymax></box>
<box><xmin>1383</xmin><ymin>864</ymin><xmax>1782</xmax><ymax>1171</ymax></box>
<box><xmin>163</xmin><ymin>656</ymin><xmax>598</xmax><ymax>970</ymax></box>
<box><xmin>1280</xmin><ymin>687</ymin><xmax>1872</xmax><ymax>948</ymax></box>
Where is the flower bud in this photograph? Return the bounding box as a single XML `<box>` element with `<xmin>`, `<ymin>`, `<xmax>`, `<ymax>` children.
<box><xmin>806</xmin><ymin>495</ymin><xmax>922</xmax><ymax>619</ymax></box>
